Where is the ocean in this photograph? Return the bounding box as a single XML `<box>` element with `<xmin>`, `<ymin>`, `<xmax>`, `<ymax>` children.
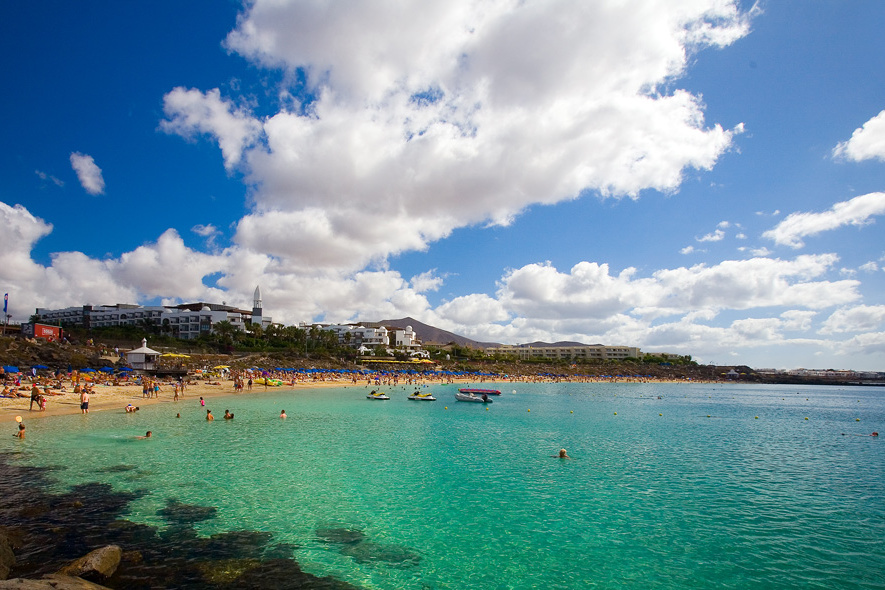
<box><xmin>2</xmin><ymin>381</ymin><xmax>883</xmax><ymax>589</ymax></box>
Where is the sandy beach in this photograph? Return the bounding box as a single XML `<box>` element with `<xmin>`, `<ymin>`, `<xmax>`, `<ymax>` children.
<box><xmin>0</xmin><ymin>376</ymin><xmax>358</xmax><ymax>421</ymax></box>
<box><xmin>1</xmin><ymin>370</ymin><xmax>707</xmax><ymax>424</ymax></box>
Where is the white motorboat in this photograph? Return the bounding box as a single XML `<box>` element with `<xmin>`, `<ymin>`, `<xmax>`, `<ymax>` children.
<box><xmin>455</xmin><ymin>391</ymin><xmax>492</xmax><ymax>403</ymax></box>
<box><xmin>367</xmin><ymin>391</ymin><xmax>390</xmax><ymax>400</ymax></box>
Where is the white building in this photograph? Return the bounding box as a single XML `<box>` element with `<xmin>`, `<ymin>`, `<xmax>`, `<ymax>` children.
<box><xmin>35</xmin><ymin>286</ymin><xmax>272</xmax><ymax>341</ymax></box>
<box><xmin>307</xmin><ymin>323</ymin><xmax>425</xmax><ymax>356</ymax></box>
<box><xmin>485</xmin><ymin>344</ymin><xmax>641</xmax><ymax>361</ymax></box>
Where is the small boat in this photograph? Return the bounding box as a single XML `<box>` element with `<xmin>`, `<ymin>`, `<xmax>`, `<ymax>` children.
<box><xmin>407</xmin><ymin>391</ymin><xmax>436</xmax><ymax>401</ymax></box>
<box><xmin>367</xmin><ymin>391</ymin><xmax>390</xmax><ymax>400</ymax></box>
<box><xmin>458</xmin><ymin>388</ymin><xmax>501</xmax><ymax>396</ymax></box>
<box><xmin>455</xmin><ymin>391</ymin><xmax>493</xmax><ymax>403</ymax></box>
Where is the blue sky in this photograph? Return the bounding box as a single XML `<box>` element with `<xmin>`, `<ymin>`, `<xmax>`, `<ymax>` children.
<box><xmin>2</xmin><ymin>1</ymin><xmax>885</xmax><ymax>370</ymax></box>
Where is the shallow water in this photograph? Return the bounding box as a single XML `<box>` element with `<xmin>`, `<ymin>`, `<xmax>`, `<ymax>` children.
<box><xmin>4</xmin><ymin>382</ymin><xmax>885</xmax><ymax>589</ymax></box>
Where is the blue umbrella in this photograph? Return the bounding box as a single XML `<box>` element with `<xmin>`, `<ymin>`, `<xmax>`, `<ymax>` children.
<box><xmin>100</xmin><ymin>367</ymin><xmax>115</xmax><ymax>372</ymax></box>
<box><xmin>118</xmin><ymin>367</ymin><xmax>133</xmax><ymax>372</ymax></box>
<box><xmin>32</xmin><ymin>364</ymin><xmax>49</xmax><ymax>370</ymax></box>
<box><xmin>2</xmin><ymin>366</ymin><xmax>19</xmax><ymax>373</ymax></box>
<box><xmin>80</xmin><ymin>368</ymin><xmax>96</xmax><ymax>373</ymax></box>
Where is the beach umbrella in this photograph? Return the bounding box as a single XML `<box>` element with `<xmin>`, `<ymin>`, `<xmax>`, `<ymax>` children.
<box><xmin>100</xmin><ymin>367</ymin><xmax>115</xmax><ymax>372</ymax></box>
<box><xmin>2</xmin><ymin>366</ymin><xmax>20</xmax><ymax>373</ymax></box>
<box><xmin>81</xmin><ymin>368</ymin><xmax>96</xmax><ymax>373</ymax></box>
<box><xmin>32</xmin><ymin>364</ymin><xmax>49</xmax><ymax>370</ymax></box>
<box><xmin>118</xmin><ymin>367</ymin><xmax>133</xmax><ymax>372</ymax></box>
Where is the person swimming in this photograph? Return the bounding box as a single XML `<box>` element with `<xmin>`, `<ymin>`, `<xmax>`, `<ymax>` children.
<box><xmin>206</xmin><ymin>409</ymin><xmax>214</xmax><ymax>421</ymax></box>
<box><xmin>552</xmin><ymin>448</ymin><xmax>571</xmax><ymax>459</ymax></box>
<box><xmin>280</xmin><ymin>410</ymin><xmax>287</xmax><ymax>418</ymax></box>
<box><xmin>223</xmin><ymin>409</ymin><xmax>234</xmax><ymax>420</ymax></box>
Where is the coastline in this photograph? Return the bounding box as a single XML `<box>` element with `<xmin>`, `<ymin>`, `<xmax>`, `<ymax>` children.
<box><xmin>1</xmin><ymin>373</ymin><xmax>711</xmax><ymax>423</ymax></box>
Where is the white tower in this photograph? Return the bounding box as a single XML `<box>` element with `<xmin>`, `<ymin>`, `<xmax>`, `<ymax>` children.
<box><xmin>251</xmin><ymin>285</ymin><xmax>263</xmax><ymax>325</ymax></box>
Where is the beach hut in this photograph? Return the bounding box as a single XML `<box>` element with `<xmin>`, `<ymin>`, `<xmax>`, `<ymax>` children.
<box><xmin>126</xmin><ymin>339</ymin><xmax>161</xmax><ymax>371</ymax></box>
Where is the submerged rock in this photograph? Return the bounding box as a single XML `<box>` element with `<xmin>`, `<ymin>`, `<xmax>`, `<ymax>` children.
<box><xmin>316</xmin><ymin>527</ymin><xmax>365</xmax><ymax>545</ymax></box>
<box><xmin>157</xmin><ymin>498</ymin><xmax>217</xmax><ymax>525</ymax></box>
<box><xmin>339</xmin><ymin>541</ymin><xmax>421</xmax><ymax>568</ymax></box>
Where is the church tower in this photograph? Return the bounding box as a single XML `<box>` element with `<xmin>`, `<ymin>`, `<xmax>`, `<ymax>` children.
<box><xmin>251</xmin><ymin>285</ymin><xmax>263</xmax><ymax>325</ymax></box>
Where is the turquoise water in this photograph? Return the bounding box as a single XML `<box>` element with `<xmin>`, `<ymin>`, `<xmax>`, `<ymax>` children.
<box><xmin>5</xmin><ymin>382</ymin><xmax>885</xmax><ymax>589</ymax></box>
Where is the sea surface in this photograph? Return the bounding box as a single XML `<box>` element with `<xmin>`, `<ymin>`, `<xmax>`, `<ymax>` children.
<box><xmin>3</xmin><ymin>381</ymin><xmax>884</xmax><ymax>589</ymax></box>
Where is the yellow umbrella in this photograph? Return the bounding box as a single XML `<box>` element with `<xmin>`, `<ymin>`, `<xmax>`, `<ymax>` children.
<box><xmin>214</xmin><ymin>365</ymin><xmax>230</xmax><ymax>369</ymax></box>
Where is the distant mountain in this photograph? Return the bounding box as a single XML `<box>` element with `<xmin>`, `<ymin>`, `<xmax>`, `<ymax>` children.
<box><xmin>370</xmin><ymin>317</ymin><xmax>502</xmax><ymax>348</ymax></box>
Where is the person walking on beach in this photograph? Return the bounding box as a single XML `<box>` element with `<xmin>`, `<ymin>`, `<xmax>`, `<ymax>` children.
<box><xmin>80</xmin><ymin>389</ymin><xmax>89</xmax><ymax>414</ymax></box>
<box><xmin>29</xmin><ymin>384</ymin><xmax>41</xmax><ymax>411</ymax></box>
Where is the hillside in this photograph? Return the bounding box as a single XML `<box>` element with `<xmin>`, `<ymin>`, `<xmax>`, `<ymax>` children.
<box><xmin>372</xmin><ymin>317</ymin><xmax>502</xmax><ymax>348</ymax></box>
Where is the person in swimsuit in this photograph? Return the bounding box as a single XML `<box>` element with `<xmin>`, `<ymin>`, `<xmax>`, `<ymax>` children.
<box><xmin>206</xmin><ymin>409</ymin><xmax>214</xmax><ymax>421</ymax></box>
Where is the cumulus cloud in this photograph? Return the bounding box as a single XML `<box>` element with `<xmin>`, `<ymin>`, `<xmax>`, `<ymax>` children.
<box><xmin>762</xmin><ymin>192</ymin><xmax>885</xmax><ymax>248</ymax></box>
<box><xmin>697</xmin><ymin>229</ymin><xmax>725</xmax><ymax>242</ymax></box>
<box><xmin>69</xmin><ymin>152</ymin><xmax>105</xmax><ymax>195</ymax></box>
<box><xmin>160</xmin><ymin>87</ymin><xmax>262</xmax><ymax>171</ymax></box>
<box><xmin>160</xmin><ymin>0</ymin><xmax>751</xmax><ymax>271</ymax></box>
<box><xmin>833</xmin><ymin>109</ymin><xmax>885</xmax><ymax>162</ymax></box>
<box><xmin>820</xmin><ymin>305</ymin><xmax>885</xmax><ymax>335</ymax></box>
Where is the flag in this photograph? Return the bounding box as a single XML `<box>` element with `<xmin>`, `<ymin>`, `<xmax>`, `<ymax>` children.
<box><xmin>3</xmin><ymin>293</ymin><xmax>6</xmax><ymax>314</ymax></box>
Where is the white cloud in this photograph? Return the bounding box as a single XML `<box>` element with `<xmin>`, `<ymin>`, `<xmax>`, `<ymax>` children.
<box><xmin>859</xmin><ymin>261</ymin><xmax>878</xmax><ymax>273</ymax></box>
<box><xmin>762</xmin><ymin>192</ymin><xmax>885</xmax><ymax>248</ymax></box>
<box><xmin>820</xmin><ymin>305</ymin><xmax>885</xmax><ymax>335</ymax></box>
<box><xmin>697</xmin><ymin>229</ymin><xmax>725</xmax><ymax>242</ymax></box>
<box><xmin>35</xmin><ymin>170</ymin><xmax>64</xmax><ymax>187</ymax></box>
<box><xmin>69</xmin><ymin>152</ymin><xmax>105</xmax><ymax>195</ymax></box>
<box><xmin>680</xmin><ymin>245</ymin><xmax>696</xmax><ymax>255</ymax></box>
<box><xmin>159</xmin><ymin>0</ymin><xmax>751</xmax><ymax>271</ymax></box>
<box><xmin>833</xmin><ymin>109</ymin><xmax>885</xmax><ymax>162</ymax></box>
<box><xmin>160</xmin><ymin>87</ymin><xmax>262</xmax><ymax>171</ymax></box>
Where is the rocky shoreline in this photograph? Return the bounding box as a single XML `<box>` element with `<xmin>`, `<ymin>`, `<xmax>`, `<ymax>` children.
<box><xmin>0</xmin><ymin>455</ymin><xmax>360</xmax><ymax>589</ymax></box>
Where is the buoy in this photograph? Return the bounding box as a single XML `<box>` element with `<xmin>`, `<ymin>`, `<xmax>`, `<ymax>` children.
<box><xmin>444</xmin><ymin>406</ymin><xmax>448</xmax><ymax>410</ymax></box>
<box><xmin>754</xmin><ymin>416</ymin><xmax>758</xmax><ymax>419</ymax></box>
<box><xmin>805</xmin><ymin>417</ymin><xmax>809</xmax><ymax>420</ymax></box>
<box><xmin>707</xmin><ymin>415</ymin><xmax>711</xmax><ymax>418</ymax></box>
<box><xmin>659</xmin><ymin>413</ymin><xmax>662</xmax><ymax>416</ymax></box>
<box><xmin>856</xmin><ymin>418</ymin><xmax>860</xmax><ymax>421</ymax></box>
<box><xmin>570</xmin><ymin>410</ymin><xmax>573</xmax><ymax>414</ymax></box>
<box><xmin>486</xmin><ymin>407</ymin><xmax>489</xmax><ymax>411</ymax></box>
<box><xmin>527</xmin><ymin>409</ymin><xmax>531</xmax><ymax>412</ymax></box>
<box><xmin>614</xmin><ymin>412</ymin><xmax>617</xmax><ymax>415</ymax></box>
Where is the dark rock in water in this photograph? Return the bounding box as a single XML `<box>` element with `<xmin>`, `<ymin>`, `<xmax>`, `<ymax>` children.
<box><xmin>56</xmin><ymin>545</ymin><xmax>122</xmax><ymax>582</ymax></box>
<box><xmin>227</xmin><ymin>558</ymin><xmax>361</xmax><ymax>589</ymax></box>
<box><xmin>339</xmin><ymin>541</ymin><xmax>421</xmax><ymax>569</ymax></box>
<box><xmin>94</xmin><ymin>465</ymin><xmax>136</xmax><ymax>474</ymax></box>
<box><xmin>157</xmin><ymin>498</ymin><xmax>217</xmax><ymax>525</ymax></box>
<box><xmin>202</xmin><ymin>530</ymin><xmax>274</xmax><ymax>560</ymax></box>
<box><xmin>195</xmin><ymin>558</ymin><xmax>261</xmax><ymax>585</ymax></box>
<box><xmin>316</xmin><ymin>527</ymin><xmax>365</xmax><ymax>545</ymax></box>
<box><xmin>262</xmin><ymin>542</ymin><xmax>298</xmax><ymax>560</ymax></box>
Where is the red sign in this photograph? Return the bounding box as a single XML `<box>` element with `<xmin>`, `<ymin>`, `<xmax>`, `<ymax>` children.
<box><xmin>33</xmin><ymin>324</ymin><xmax>62</xmax><ymax>341</ymax></box>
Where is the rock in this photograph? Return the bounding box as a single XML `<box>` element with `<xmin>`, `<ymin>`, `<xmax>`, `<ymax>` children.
<box><xmin>55</xmin><ymin>545</ymin><xmax>121</xmax><ymax>582</ymax></box>
<box><xmin>0</xmin><ymin>575</ymin><xmax>111</xmax><ymax>589</ymax></box>
<box><xmin>0</xmin><ymin>531</ymin><xmax>14</xmax><ymax>580</ymax></box>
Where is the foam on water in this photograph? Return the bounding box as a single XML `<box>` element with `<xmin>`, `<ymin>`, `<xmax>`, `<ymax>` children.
<box><xmin>5</xmin><ymin>382</ymin><xmax>885</xmax><ymax>589</ymax></box>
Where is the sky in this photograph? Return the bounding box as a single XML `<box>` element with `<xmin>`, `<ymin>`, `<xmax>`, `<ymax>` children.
<box><xmin>2</xmin><ymin>1</ymin><xmax>885</xmax><ymax>371</ymax></box>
